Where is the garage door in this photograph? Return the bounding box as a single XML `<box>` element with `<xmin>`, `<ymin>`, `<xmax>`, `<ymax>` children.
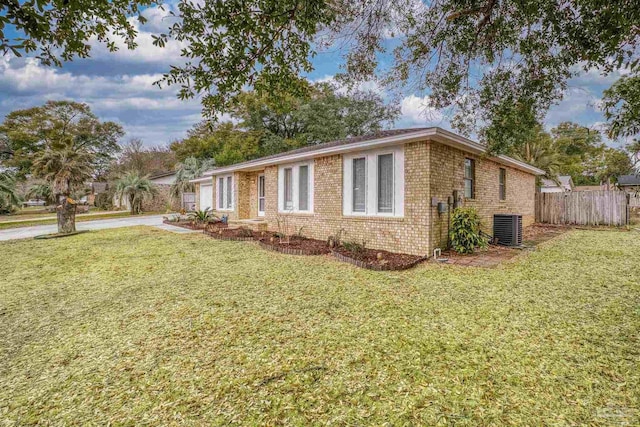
<box><xmin>199</xmin><ymin>184</ymin><xmax>213</xmax><ymax>210</ymax></box>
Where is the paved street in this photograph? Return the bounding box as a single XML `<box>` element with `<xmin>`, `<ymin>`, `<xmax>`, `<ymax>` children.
<box><xmin>0</xmin><ymin>214</ymin><xmax>197</xmax><ymax>241</ymax></box>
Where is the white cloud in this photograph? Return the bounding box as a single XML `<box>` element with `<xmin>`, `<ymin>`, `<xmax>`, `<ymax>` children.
<box><xmin>0</xmin><ymin>58</ymin><xmax>202</xmax><ymax>145</ymax></box>
<box><xmin>87</xmin><ymin>4</ymin><xmax>188</xmax><ymax>65</ymax></box>
<box><xmin>400</xmin><ymin>94</ymin><xmax>443</xmax><ymax>124</ymax></box>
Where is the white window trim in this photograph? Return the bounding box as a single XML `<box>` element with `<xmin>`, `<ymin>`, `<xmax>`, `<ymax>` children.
<box><xmin>216</xmin><ymin>174</ymin><xmax>234</xmax><ymax>211</ymax></box>
<box><xmin>343</xmin><ymin>146</ymin><xmax>404</xmax><ymax>218</ymax></box>
<box><xmin>278</xmin><ymin>161</ymin><xmax>314</xmax><ymax>213</ymax></box>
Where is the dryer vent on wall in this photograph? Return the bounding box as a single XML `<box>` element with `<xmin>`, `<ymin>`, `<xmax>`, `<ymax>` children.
<box><xmin>493</xmin><ymin>214</ymin><xmax>522</xmax><ymax>246</ymax></box>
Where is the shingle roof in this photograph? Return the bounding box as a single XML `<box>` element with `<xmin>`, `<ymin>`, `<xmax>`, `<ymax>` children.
<box><xmin>617</xmin><ymin>174</ymin><xmax>640</xmax><ymax>186</ymax></box>
<box><xmin>204</xmin><ymin>128</ymin><xmax>432</xmax><ymax>174</ymax></box>
<box><xmin>541</xmin><ymin>175</ymin><xmax>573</xmax><ymax>190</ymax></box>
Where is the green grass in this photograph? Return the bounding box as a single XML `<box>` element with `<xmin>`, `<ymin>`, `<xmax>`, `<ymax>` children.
<box><xmin>0</xmin><ymin>211</ymin><xmax>160</xmax><ymax>229</ymax></box>
<box><xmin>0</xmin><ymin>228</ymin><xmax>638</xmax><ymax>425</ymax></box>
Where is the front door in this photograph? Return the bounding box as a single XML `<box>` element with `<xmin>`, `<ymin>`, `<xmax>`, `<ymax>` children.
<box><xmin>257</xmin><ymin>174</ymin><xmax>265</xmax><ymax>217</ymax></box>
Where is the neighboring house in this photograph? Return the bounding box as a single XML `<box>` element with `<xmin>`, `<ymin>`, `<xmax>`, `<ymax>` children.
<box><xmin>617</xmin><ymin>174</ymin><xmax>640</xmax><ymax>191</ymax></box>
<box><xmin>191</xmin><ymin>127</ymin><xmax>544</xmax><ymax>256</ymax></box>
<box><xmin>617</xmin><ymin>174</ymin><xmax>640</xmax><ymax>207</ymax></box>
<box><xmin>149</xmin><ymin>171</ymin><xmax>177</xmax><ymax>186</ymax></box>
<box><xmin>540</xmin><ymin>175</ymin><xmax>574</xmax><ymax>193</ymax></box>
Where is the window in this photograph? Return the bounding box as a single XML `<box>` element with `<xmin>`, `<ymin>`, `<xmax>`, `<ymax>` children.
<box><xmin>257</xmin><ymin>175</ymin><xmax>265</xmax><ymax>215</ymax></box>
<box><xmin>343</xmin><ymin>147</ymin><xmax>404</xmax><ymax>217</ymax></box>
<box><xmin>464</xmin><ymin>158</ymin><xmax>475</xmax><ymax>198</ymax></box>
<box><xmin>377</xmin><ymin>154</ymin><xmax>394</xmax><ymax>213</ymax></box>
<box><xmin>298</xmin><ymin>165</ymin><xmax>309</xmax><ymax>211</ymax></box>
<box><xmin>352</xmin><ymin>158</ymin><xmax>366</xmax><ymax>212</ymax></box>
<box><xmin>216</xmin><ymin>174</ymin><xmax>234</xmax><ymax>210</ymax></box>
<box><xmin>218</xmin><ymin>177</ymin><xmax>224</xmax><ymax>209</ymax></box>
<box><xmin>499</xmin><ymin>168</ymin><xmax>506</xmax><ymax>200</ymax></box>
<box><xmin>278</xmin><ymin>162</ymin><xmax>313</xmax><ymax>213</ymax></box>
<box><xmin>283</xmin><ymin>167</ymin><xmax>293</xmax><ymax>210</ymax></box>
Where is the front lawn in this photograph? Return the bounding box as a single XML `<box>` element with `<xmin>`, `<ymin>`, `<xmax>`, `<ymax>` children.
<box><xmin>0</xmin><ymin>228</ymin><xmax>638</xmax><ymax>425</ymax></box>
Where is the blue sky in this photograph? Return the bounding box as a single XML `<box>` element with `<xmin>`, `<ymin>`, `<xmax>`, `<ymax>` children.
<box><xmin>0</xmin><ymin>3</ymin><xmax>630</xmax><ymax>148</ymax></box>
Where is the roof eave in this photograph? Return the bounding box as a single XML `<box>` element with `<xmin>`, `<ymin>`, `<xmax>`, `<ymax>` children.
<box><xmin>198</xmin><ymin>127</ymin><xmax>545</xmax><ymax>177</ymax></box>
<box><xmin>189</xmin><ymin>176</ymin><xmax>213</xmax><ymax>184</ymax></box>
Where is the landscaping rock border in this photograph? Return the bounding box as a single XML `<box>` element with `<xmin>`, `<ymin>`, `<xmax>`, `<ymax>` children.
<box><xmin>258</xmin><ymin>239</ymin><xmax>330</xmax><ymax>256</ymax></box>
<box><xmin>331</xmin><ymin>250</ymin><xmax>428</xmax><ymax>271</ymax></box>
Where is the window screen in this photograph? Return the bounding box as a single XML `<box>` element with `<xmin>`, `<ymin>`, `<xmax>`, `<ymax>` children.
<box><xmin>352</xmin><ymin>158</ymin><xmax>366</xmax><ymax>212</ymax></box>
<box><xmin>284</xmin><ymin>168</ymin><xmax>293</xmax><ymax>210</ymax></box>
<box><xmin>226</xmin><ymin>176</ymin><xmax>232</xmax><ymax>208</ymax></box>
<box><xmin>377</xmin><ymin>154</ymin><xmax>393</xmax><ymax>213</ymax></box>
<box><xmin>218</xmin><ymin>177</ymin><xmax>224</xmax><ymax>209</ymax></box>
<box><xmin>298</xmin><ymin>165</ymin><xmax>309</xmax><ymax>211</ymax></box>
<box><xmin>499</xmin><ymin>168</ymin><xmax>506</xmax><ymax>200</ymax></box>
<box><xmin>464</xmin><ymin>158</ymin><xmax>475</xmax><ymax>198</ymax></box>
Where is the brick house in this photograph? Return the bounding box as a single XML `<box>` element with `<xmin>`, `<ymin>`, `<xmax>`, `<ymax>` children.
<box><xmin>191</xmin><ymin>128</ymin><xmax>544</xmax><ymax>256</ymax></box>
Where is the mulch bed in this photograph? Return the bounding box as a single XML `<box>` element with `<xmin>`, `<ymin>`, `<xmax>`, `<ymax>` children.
<box><xmin>331</xmin><ymin>246</ymin><xmax>427</xmax><ymax>271</ymax></box>
<box><xmin>204</xmin><ymin>226</ymin><xmax>255</xmax><ymax>241</ymax></box>
<box><xmin>257</xmin><ymin>233</ymin><xmax>331</xmax><ymax>255</ymax></box>
<box><xmin>436</xmin><ymin>245</ymin><xmax>523</xmax><ymax>267</ymax></box>
<box><xmin>163</xmin><ymin>220</ymin><xmax>205</xmax><ymax>230</ymax></box>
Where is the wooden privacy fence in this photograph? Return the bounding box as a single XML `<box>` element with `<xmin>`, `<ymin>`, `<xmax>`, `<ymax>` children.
<box><xmin>535</xmin><ymin>191</ymin><xmax>629</xmax><ymax>226</ymax></box>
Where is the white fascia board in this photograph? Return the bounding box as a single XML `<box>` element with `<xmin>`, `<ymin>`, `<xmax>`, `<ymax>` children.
<box><xmin>189</xmin><ymin>176</ymin><xmax>213</xmax><ymax>184</ymax></box>
<box><xmin>200</xmin><ymin>127</ymin><xmax>545</xmax><ymax>176</ymax></box>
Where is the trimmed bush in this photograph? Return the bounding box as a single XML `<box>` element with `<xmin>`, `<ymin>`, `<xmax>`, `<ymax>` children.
<box><xmin>449</xmin><ymin>207</ymin><xmax>488</xmax><ymax>254</ymax></box>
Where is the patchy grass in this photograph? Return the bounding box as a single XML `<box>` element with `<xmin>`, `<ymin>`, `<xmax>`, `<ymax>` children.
<box><xmin>0</xmin><ymin>228</ymin><xmax>638</xmax><ymax>425</ymax></box>
<box><xmin>0</xmin><ymin>211</ymin><xmax>161</xmax><ymax>229</ymax></box>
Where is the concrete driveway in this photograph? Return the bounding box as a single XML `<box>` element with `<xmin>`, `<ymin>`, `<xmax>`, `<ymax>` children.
<box><xmin>0</xmin><ymin>214</ymin><xmax>195</xmax><ymax>241</ymax></box>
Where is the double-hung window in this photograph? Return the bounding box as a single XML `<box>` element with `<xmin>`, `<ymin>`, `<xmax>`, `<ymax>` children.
<box><xmin>217</xmin><ymin>174</ymin><xmax>234</xmax><ymax>210</ymax></box>
<box><xmin>343</xmin><ymin>147</ymin><xmax>404</xmax><ymax>217</ymax></box>
<box><xmin>499</xmin><ymin>168</ymin><xmax>506</xmax><ymax>200</ymax></box>
<box><xmin>278</xmin><ymin>162</ymin><xmax>313</xmax><ymax>213</ymax></box>
<box><xmin>464</xmin><ymin>158</ymin><xmax>475</xmax><ymax>199</ymax></box>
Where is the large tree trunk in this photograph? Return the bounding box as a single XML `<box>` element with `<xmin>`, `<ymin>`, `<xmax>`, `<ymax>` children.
<box><xmin>57</xmin><ymin>197</ymin><xmax>77</xmax><ymax>234</ymax></box>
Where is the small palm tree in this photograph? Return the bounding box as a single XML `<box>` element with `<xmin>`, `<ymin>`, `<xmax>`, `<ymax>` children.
<box><xmin>115</xmin><ymin>173</ymin><xmax>157</xmax><ymax>215</ymax></box>
<box><xmin>511</xmin><ymin>131</ymin><xmax>562</xmax><ymax>183</ymax></box>
<box><xmin>32</xmin><ymin>147</ymin><xmax>95</xmax><ymax>233</ymax></box>
<box><xmin>188</xmin><ymin>207</ymin><xmax>214</xmax><ymax>224</ymax></box>
<box><xmin>0</xmin><ymin>172</ymin><xmax>22</xmax><ymax>213</ymax></box>
<box><xmin>26</xmin><ymin>183</ymin><xmax>57</xmax><ymax>206</ymax></box>
<box><xmin>170</xmin><ymin>157</ymin><xmax>215</xmax><ymax>203</ymax></box>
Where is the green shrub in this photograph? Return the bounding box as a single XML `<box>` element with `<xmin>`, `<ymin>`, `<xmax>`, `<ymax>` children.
<box><xmin>188</xmin><ymin>208</ymin><xmax>212</xmax><ymax>224</ymax></box>
<box><xmin>94</xmin><ymin>192</ymin><xmax>113</xmax><ymax>210</ymax></box>
<box><xmin>342</xmin><ymin>240</ymin><xmax>367</xmax><ymax>254</ymax></box>
<box><xmin>449</xmin><ymin>207</ymin><xmax>488</xmax><ymax>254</ymax></box>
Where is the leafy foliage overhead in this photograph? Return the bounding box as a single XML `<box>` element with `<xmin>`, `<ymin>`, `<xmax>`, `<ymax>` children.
<box><xmin>0</xmin><ymin>101</ymin><xmax>124</xmax><ymax>178</ymax></box>
<box><xmin>0</xmin><ymin>0</ymin><xmax>155</xmax><ymax>66</ymax></box>
<box><xmin>602</xmin><ymin>75</ymin><xmax>640</xmax><ymax>141</ymax></box>
<box><xmin>151</xmin><ymin>0</ymin><xmax>640</xmax><ymax>153</ymax></box>
<box><xmin>153</xmin><ymin>0</ymin><xmax>335</xmax><ymax>115</ymax></box>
